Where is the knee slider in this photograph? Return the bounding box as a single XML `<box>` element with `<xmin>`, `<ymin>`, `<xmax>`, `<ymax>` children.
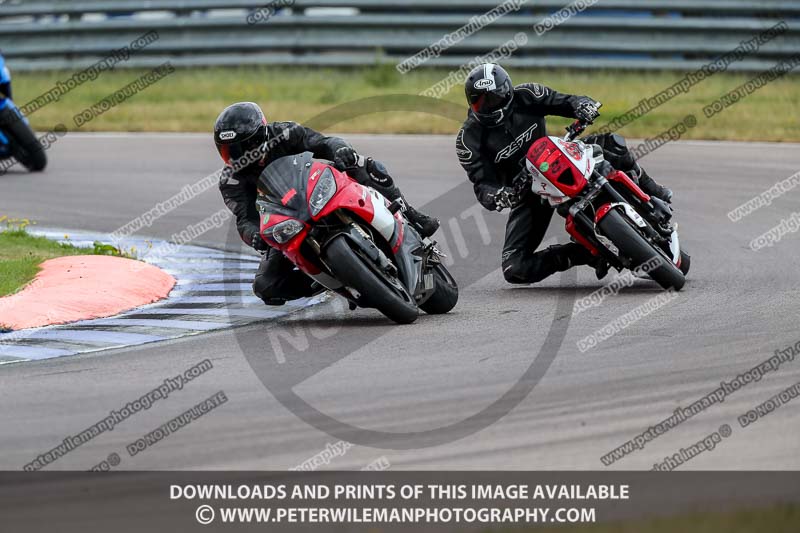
<box><xmin>366</xmin><ymin>157</ymin><xmax>394</xmax><ymax>187</ymax></box>
<box><xmin>608</xmin><ymin>133</ymin><xmax>628</xmax><ymax>151</ymax></box>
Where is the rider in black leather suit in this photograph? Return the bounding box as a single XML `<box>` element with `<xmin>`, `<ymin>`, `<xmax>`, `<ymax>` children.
<box><xmin>456</xmin><ymin>64</ymin><xmax>672</xmax><ymax>284</ymax></box>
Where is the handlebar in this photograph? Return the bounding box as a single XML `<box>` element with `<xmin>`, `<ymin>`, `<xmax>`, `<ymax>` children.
<box><xmin>563</xmin><ymin>101</ymin><xmax>602</xmax><ymax>141</ymax></box>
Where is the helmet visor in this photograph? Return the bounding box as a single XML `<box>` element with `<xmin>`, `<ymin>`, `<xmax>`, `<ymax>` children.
<box><xmin>469</xmin><ymin>89</ymin><xmax>510</xmax><ymax>114</ymax></box>
<box><xmin>216</xmin><ymin>126</ymin><xmax>266</xmax><ymax>167</ymax></box>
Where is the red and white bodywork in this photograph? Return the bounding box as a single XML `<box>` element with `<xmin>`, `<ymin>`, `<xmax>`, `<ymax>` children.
<box><xmin>525</xmin><ymin>137</ymin><xmax>595</xmax><ymax>206</ymax></box>
<box><xmin>522</xmin><ymin>131</ymin><xmax>685</xmax><ymax>276</ymax></box>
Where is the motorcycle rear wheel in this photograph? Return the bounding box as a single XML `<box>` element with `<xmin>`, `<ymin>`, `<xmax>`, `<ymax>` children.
<box><xmin>324</xmin><ymin>235</ymin><xmax>419</xmax><ymax>324</ymax></box>
<box><xmin>419</xmin><ymin>263</ymin><xmax>459</xmax><ymax>315</ymax></box>
<box><xmin>597</xmin><ymin>209</ymin><xmax>685</xmax><ymax>291</ymax></box>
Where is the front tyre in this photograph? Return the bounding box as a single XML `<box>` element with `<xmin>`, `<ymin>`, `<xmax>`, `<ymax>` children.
<box><xmin>0</xmin><ymin>107</ymin><xmax>46</xmax><ymax>171</ymax></box>
<box><xmin>678</xmin><ymin>250</ymin><xmax>691</xmax><ymax>276</ymax></box>
<box><xmin>324</xmin><ymin>235</ymin><xmax>419</xmax><ymax>324</ymax></box>
<box><xmin>420</xmin><ymin>263</ymin><xmax>458</xmax><ymax>314</ymax></box>
<box><xmin>597</xmin><ymin>209</ymin><xmax>685</xmax><ymax>291</ymax></box>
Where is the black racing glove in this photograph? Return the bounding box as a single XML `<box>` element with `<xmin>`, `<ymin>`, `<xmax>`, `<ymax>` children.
<box><xmin>248</xmin><ymin>229</ymin><xmax>270</xmax><ymax>252</ymax></box>
<box><xmin>333</xmin><ymin>146</ymin><xmax>359</xmax><ymax>170</ymax></box>
<box><xmin>489</xmin><ymin>186</ymin><xmax>521</xmax><ymax>212</ymax></box>
<box><xmin>573</xmin><ymin>97</ymin><xmax>600</xmax><ymax>124</ymax></box>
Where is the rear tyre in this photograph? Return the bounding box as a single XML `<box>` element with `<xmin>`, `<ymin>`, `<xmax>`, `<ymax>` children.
<box><xmin>0</xmin><ymin>107</ymin><xmax>46</xmax><ymax>171</ymax></box>
<box><xmin>419</xmin><ymin>264</ymin><xmax>458</xmax><ymax>315</ymax></box>
<box><xmin>420</xmin><ymin>263</ymin><xmax>458</xmax><ymax>315</ymax></box>
<box><xmin>324</xmin><ymin>235</ymin><xmax>418</xmax><ymax>324</ymax></box>
<box><xmin>597</xmin><ymin>209</ymin><xmax>685</xmax><ymax>291</ymax></box>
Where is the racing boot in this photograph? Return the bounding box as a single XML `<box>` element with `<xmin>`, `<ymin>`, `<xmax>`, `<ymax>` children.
<box><xmin>590</xmin><ymin>257</ymin><xmax>611</xmax><ymax>280</ymax></box>
<box><xmin>403</xmin><ymin>203</ymin><xmax>440</xmax><ymax>238</ymax></box>
<box><xmin>551</xmin><ymin>243</ymin><xmax>609</xmax><ymax>280</ymax></box>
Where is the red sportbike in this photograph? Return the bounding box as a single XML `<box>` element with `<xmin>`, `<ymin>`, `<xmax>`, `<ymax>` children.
<box><xmin>518</xmin><ymin>106</ymin><xmax>690</xmax><ymax>290</ymax></box>
<box><xmin>256</xmin><ymin>152</ymin><xmax>458</xmax><ymax>324</ymax></box>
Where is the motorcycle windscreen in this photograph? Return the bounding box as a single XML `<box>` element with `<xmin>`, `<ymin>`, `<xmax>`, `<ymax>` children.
<box><xmin>256</xmin><ymin>151</ymin><xmax>315</xmax><ymax>222</ymax></box>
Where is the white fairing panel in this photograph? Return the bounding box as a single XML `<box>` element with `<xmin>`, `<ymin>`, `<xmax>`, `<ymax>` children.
<box><xmin>614</xmin><ymin>202</ymin><xmax>647</xmax><ymax>228</ymax></box>
<box><xmin>554</xmin><ymin>138</ymin><xmax>595</xmax><ymax>178</ymax></box>
<box><xmin>366</xmin><ymin>187</ymin><xmax>397</xmax><ymax>241</ymax></box>
<box><xmin>526</xmin><ymin>157</ymin><xmax>568</xmax><ymax>205</ymax></box>
<box><xmin>669</xmin><ymin>228</ymin><xmax>681</xmax><ymax>264</ymax></box>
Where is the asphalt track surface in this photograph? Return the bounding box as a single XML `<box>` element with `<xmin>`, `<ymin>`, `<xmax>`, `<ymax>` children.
<box><xmin>1</xmin><ymin>133</ymin><xmax>799</xmax><ymax>471</ymax></box>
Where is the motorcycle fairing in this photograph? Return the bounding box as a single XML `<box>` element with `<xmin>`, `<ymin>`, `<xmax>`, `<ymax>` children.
<box><xmin>257</xmin><ymin>153</ymin><xmax>422</xmax><ymax>292</ymax></box>
<box><xmin>525</xmin><ymin>136</ymin><xmax>594</xmax><ymax>203</ymax></box>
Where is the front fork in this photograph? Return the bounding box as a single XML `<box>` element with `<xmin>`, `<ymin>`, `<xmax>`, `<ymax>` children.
<box><xmin>565</xmin><ymin>175</ymin><xmax>676</xmax><ymax>269</ymax></box>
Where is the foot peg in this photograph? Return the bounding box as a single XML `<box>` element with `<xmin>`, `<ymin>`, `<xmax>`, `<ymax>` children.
<box><xmin>387</xmin><ymin>198</ymin><xmax>404</xmax><ymax>214</ymax></box>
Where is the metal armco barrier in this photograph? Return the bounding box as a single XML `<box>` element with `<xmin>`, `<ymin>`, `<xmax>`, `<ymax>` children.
<box><xmin>1</xmin><ymin>0</ymin><xmax>798</xmax><ymax>71</ymax></box>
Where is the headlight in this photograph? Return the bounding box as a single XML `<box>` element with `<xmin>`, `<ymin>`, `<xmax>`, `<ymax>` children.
<box><xmin>271</xmin><ymin>219</ymin><xmax>305</xmax><ymax>244</ymax></box>
<box><xmin>309</xmin><ymin>167</ymin><xmax>337</xmax><ymax>216</ymax></box>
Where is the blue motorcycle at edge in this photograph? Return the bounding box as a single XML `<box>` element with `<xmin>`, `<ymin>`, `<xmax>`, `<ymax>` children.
<box><xmin>0</xmin><ymin>53</ymin><xmax>47</xmax><ymax>172</ymax></box>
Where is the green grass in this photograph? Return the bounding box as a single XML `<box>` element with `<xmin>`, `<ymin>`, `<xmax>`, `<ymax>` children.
<box><xmin>12</xmin><ymin>65</ymin><xmax>800</xmax><ymax>141</ymax></box>
<box><xmin>0</xmin><ymin>219</ymin><xmax>125</xmax><ymax>297</ymax></box>
<box><xmin>505</xmin><ymin>503</ymin><xmax>799</xmax><ymax>533</ymax></box>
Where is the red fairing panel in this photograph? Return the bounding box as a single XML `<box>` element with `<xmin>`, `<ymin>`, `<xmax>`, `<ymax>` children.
<box><xmin>259</xmin><ymin>212</ymin><xmax>320</xmax><ymax>275</ymax></box>
<box><xmin>594</xmin><ymin>203</ymin><xmax>614</xmax><ymax>224</ymax></box>
<box><xmin>607</xmin><ymin>170</ymin><xmax>650</xmax><ymax>202</ymax></box>
<box><xmin>308</xmin><ymin>163</ymin><xmax>377</xmax><ymax>224</ymax></box>
<box><xmin>565</xmin><ymin>214</ymin><xmax>600</xmax><ymax>256</ymax></box>
<box><xmin>391</xmin><ymin>213</ymin><xmax>405</xmax><ymax>254</ymax></box>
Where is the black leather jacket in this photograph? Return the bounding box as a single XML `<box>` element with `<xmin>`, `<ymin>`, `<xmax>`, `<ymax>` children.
<box><xmin>219</xmin><ymin>121</ymin><xmax>350</xmax><ymax>244</ymax></box>
<box><xmin>456</xmin><ymin>83</ymin><xmax>586</xmax><ymax>211</ymax></box>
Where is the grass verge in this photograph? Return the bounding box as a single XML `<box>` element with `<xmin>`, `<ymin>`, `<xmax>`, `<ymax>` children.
<box><xmin>508</xmin><ymin>503</ymin><xmax>799</xmax><ymax>533</ymax></box>
<box><xmin>13</xmin><ymin>65</ymin><xmax>800</xmax><ymax>141</ymax></box>
<box><xmin>0</xmin><ymin>218</ymin><xmax>125</xmax><ymax>297</ymax></box>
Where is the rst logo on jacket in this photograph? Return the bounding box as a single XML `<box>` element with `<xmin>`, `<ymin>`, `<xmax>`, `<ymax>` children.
<box><xmin>495</xmin><ymin>123</ymin><xmax>538</xmax><ymax>162</ymax></box>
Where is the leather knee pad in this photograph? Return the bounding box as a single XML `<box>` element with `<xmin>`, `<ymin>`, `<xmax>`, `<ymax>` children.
<box><xmin>501</xmin><ymin>251</ymin><xmax>528</xmax><ymax>284</ymax></box>
<box><xmin>252</xmin><ymin>274</ymin><xmax>274</xmax><ymax>300</ymax></box>
<box><xmin>585</xmin><ymin>132</ymin><xmax>635</xmax><ymax>171</ymax></box>
<box><xmin>604</xmin><ymin>133</ymin><xmax>636</xmax><ymax>171</ymax></box>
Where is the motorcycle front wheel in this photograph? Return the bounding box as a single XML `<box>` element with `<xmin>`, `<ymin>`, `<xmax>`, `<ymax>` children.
<box><xmin>324</xmin><ymin>235</ymin><xmax>419</xmax><ymax>324</ymax></box>
<box><xmin>597</xmin><ymin>209</ymin><xmax>685</xmax><ymax>291</ymax></box>
<box><xmin>0</xmin><ymin>106</ymin><xmax>46</xmax><ymax>172</ymax></box>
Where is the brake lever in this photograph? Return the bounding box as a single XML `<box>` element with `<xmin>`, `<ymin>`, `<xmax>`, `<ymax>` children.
<box><xmin>564</xmin><ymin>101</ymin><xmax>602</xmax><ymax>141</ymax></box>
<box><xmin>564</xmin><ymin>120</ymin><xmax>586</xmax><ymax>141</ymax></box>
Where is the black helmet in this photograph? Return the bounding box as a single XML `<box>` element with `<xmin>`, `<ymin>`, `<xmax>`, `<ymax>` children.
<box><xmin>213</xmin><ymin>102</ymin><xmax>267</xmax><ymax>167</ymax></box>
<box><xmin>464</xmin><ymin>63</ymin><xmax>513</xmax><ymax>126</ymax></box>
